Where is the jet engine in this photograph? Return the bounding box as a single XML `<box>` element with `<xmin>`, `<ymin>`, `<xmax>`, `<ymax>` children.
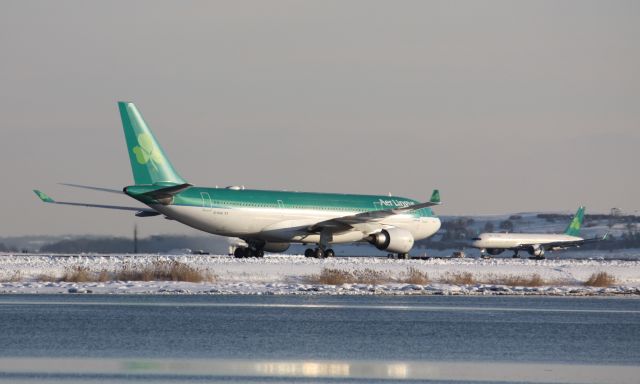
<box><xmin>262</xmin><ymin>242</ymin><xmax>290</xmax><ymax>253</ymax></box>
<box><xmin>369</xmin><ymin>228</ymin><xmax>415</xmax><ymax>254</ymax></box>
<box><xmin>486</xmin><ymin>248</ymin><xmax>504</xmax><ymax>256</ymax></box>
<box><xmin>527</xmin><ymin>244</ymin><xmax>544</xmax><ymax>257</ymax></box>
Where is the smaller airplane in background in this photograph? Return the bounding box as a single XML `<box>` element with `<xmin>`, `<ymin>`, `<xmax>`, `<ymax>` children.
<box><xmin>471</xmin><ymin>207</ymin><xmax>608</xmax><ymax>259</ymax></box>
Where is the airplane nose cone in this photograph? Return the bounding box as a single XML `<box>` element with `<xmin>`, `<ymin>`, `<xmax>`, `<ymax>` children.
<box><xmin>433</xmin><ymin>217</ymin><xmax>442</xmax><ymax>233</ymax></box>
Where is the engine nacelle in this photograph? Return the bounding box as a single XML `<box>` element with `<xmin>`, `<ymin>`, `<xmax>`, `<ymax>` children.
<box><xmin>262</xmin><ymin>242</ymin><xmax>290</xmax><ymax>253</ymax></box>
<box><xmin>369</xmin><ymin>228</ymin><xmax>415</xmax><ymax>254</ymax></box>
<box><xmin>486</xmin><ymin>248</ymin><xmax>504</xmax><ymax>256</ymax></box>
<box><xmin>527</xmin><ymin>244</ymin><xmax>545</xmax><ymax>257</ymax></box>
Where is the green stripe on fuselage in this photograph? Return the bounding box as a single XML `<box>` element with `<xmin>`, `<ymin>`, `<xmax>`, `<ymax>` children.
<box><xmin>128</xmin><ymin>186</ymin><xmax>435</xmax><ymax>217</ymax></box>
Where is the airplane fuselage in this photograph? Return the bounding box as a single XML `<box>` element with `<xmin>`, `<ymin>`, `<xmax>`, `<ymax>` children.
<box><xmin>472</xmin><ymin>233</ymin><xmax>582</xmax><ymax>251</ymax></box>
<box><xmin>133</xmin><ymin>186</ymin><xmax>441</xmax><ymax>245</ymax></box>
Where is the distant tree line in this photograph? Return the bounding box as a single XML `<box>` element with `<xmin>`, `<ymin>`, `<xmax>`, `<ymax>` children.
<box><xmin>439</xmin><ymin>218</ymin><xmax>476</xmax><ymax>241</ymax></box>
<box><xmin>41</xmin><ymin>237</ymin><xmax>136</xmax><ymax>253</ymax></box>
<box><xmin>38</xmin><ymin>235</ymin><xmax>227</xmax><ymax>254</ymax></box>
<box><xmin>538</xmin><ymin>213</ymin><xmax>640</xmax><ymax>225</ymax></box>
<box><xmin>431</xmin><ymin>217</ymin><xmax>516</xmax><ymax>244</ymax></box>
<box><xmin>0</xmin><ymin>243</ymin><xmax>27</xmax><ymax>253</ymax></box>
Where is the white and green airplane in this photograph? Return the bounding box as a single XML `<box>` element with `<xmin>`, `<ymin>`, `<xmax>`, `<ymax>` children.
<box><xmin>34</xmin><ymin>102</ymin><xmax>442</xmax><ymax>258</ymax></box>
<box><xmin>471</xmin><ymin>207</ymin><xmax>607</xmax><ymax>259</ymax></box>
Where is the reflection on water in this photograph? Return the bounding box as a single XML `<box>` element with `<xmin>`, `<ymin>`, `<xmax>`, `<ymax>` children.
<box><xmin>255</xmin><ymin>361</ymin><xmax>351</xmax><ymax>377</ymax></box>
<box><xmin>0</xmin><ymin>358</ymin><xmax>638</xmax><ymax>383</ymax></box>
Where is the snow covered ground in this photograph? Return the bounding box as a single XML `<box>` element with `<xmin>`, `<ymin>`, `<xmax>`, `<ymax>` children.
<box><xmin>1</xmin><ymin>253</ymin><xmax>639</xmax><ymax>296</ymax></box>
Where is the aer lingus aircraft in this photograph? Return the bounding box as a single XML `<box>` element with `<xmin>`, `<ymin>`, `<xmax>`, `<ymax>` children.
<box><xmin>34</xmin><ymin>102</ymin><xmax>441</xmax><ymax>258</ymax></box>
<box><xmin>471</xmin><ymin>206</ymin><xmax>606</xmax><ymax>259</ymax></box>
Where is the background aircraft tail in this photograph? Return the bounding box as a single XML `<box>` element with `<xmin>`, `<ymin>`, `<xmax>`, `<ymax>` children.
<box><xmin>118</xmin><ymin>102</ymin><xmax>186</xmax><ymax>186</ymax></box>
<box><xmin>564</xmin><ymin>206</ymin><xmax>585</xmax><ymax>236</ymax></box>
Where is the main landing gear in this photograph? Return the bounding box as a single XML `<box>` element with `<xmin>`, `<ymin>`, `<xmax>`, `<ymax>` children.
<box><xmin>303</xmin><ymin>230</ymin><xmax>335</xmax><ymax>258</ymax></box>
<box><xmin>233</xmin><ymin>246</ymin><xmax>265</xmax><ymax>258</ymax></box>
<box><xmin>304</xmin><ymin>247</ymin><xmax>335</xmax><ymax>258</ymax></box>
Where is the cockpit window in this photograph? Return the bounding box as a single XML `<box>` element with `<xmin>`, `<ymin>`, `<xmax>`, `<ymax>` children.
<box><xmin>471</xmin><ymin>237</ymin><xmax>481</xmax><ymax>241</ymax></box>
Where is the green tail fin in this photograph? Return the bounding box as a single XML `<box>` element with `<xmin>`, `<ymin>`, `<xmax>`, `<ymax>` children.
<box><xmin>564</xmin><ymin>206</ymin><xmax>585</xmax><ymax>236</ymax></box>
<box><xmin>118</xmin><ymin>102</ymin><xmax>186</xmax><ymax>186</ymax></box>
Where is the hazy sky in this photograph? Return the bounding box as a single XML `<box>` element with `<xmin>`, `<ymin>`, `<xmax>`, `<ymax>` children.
<box><xmin>1</xmin><ymin>0</ymin><xmax>638</xmax><ymax>237</ymax></box>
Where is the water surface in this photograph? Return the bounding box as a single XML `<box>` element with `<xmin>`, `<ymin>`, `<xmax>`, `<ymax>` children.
<box><xmin>0</xmin><ymin>295</ymin><xmax>638</xmax><ymax>383</ymax></box>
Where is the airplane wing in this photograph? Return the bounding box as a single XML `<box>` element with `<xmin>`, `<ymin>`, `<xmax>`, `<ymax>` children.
<box><xmin>33</xmin><ymin>190</ymin><xmax>160</xmax><ymax>217</ymax></box>
<box><xmin>545</xmin><ymin>233</ymin><xmax>609</xmax><ymax>250</ymax></box>
<box><xmin>309</xmin><ymin>189</ymin><xmax>440</xmax><ymax>233</ymax></box>
<box><xmin>511</xmin><ymin>241</ymin><xmax>580</xmax><ymax>251</ymax></box>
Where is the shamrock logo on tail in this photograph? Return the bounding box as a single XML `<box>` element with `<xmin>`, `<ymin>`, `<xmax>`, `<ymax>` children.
<box><xmin>569</xmin><ymin>218</ymin><xmax>580</xmax><ymax>231</ymax></box>
<box><xmin>132</xmin><ymin>133</ymin><xmax>164</xmax><ymax>172</ymax></box>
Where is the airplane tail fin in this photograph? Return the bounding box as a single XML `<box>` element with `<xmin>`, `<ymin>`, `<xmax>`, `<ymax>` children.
<box><xmin>118</xmin><ymin>102</ymin><xmax>186</xmax><ymax>186</ymax></box>
<box><xmin>564</xmin><ymin>206</ymin><xmax>585</xmax><ymax>236</ymax></box>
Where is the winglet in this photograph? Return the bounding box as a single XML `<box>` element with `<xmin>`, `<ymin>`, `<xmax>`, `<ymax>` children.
<box><xmin>430</xmin><ymin>189</ymin><xmax>440</xmax><ymax>204</ymax></box>
<box><xmin>33</xmin><ymin>190</ymin><xmax>55</xmax><ymax>203</ymax></box>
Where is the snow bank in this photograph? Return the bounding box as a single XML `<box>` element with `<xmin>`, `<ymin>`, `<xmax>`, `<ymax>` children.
<box><xmin>1</xmin><ymin>253</ymin><xmax>639</xmax><ymax>296</ymax></box>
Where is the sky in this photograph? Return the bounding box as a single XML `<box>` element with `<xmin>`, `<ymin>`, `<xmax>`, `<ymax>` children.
<box><xmin>1</xmin><ymin>0</ymin><xmax>638</xmax><ymax>237</ymax></box>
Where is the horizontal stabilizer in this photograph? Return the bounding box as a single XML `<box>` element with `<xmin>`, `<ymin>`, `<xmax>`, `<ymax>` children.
<box><xmin>141</xmin><ymin>183</ymin><xmax>192</xmax><ymax>200</ymax></box>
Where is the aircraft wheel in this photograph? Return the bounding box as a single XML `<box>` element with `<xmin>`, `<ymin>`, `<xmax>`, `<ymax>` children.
<box><xmin>255</xmin><ymin>249</ymin><xmax>265</xmax><ymax>258</ymax></box>
<box><xmin>325</xmin><ymin>249</ymin><xmax>335</xmax><ymax>258</ymax></box>
<box><xmin>398</xmin><ymin>253</ymin><xmax>409</xmax><ymax>259</ymax></box>
<box><xmin>314</xmin><ymin>248</ymin><xmax>325</xmax><ymax>258</ymax></box>
<box><xmin>304</xmin><ymin>248</ymin><xmax>315</xmax><ymax>258</ymax></box>
<box><xmin>234</xmin><ymin>247</ymin><xmax>247</xmax><ymax>258</ymax></box>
